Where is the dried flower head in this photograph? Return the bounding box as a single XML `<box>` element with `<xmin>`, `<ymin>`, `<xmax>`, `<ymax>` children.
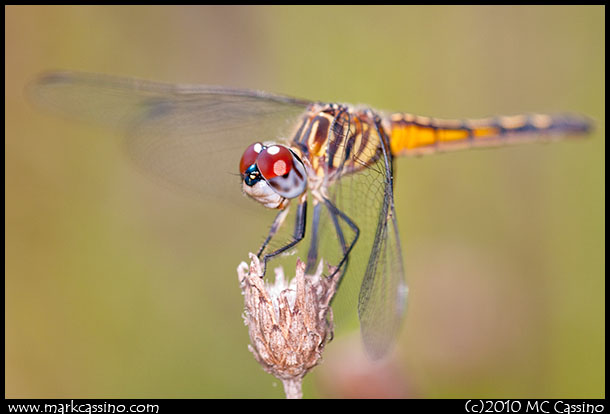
<box><xmin>237</xmin><ymin>253</ymin><xmax>340</xmax><ymax>398</ymax></box>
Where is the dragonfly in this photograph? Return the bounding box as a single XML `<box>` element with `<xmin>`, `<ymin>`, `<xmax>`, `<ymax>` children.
<box><xmin>29</xmin><ymin>71</ymin><xmax>593</xmax><ymax>359</ymax></box>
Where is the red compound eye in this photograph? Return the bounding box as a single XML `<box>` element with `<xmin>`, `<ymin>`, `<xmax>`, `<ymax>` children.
<box><xmin>257</xmin><ymin>145</ymin><xmax>293</xmax><ymax>180</ymax></box>
<box><xmin>239</xmin><ymin>142</ymin><xmax>263</xmax><ymax>175</ymax></box>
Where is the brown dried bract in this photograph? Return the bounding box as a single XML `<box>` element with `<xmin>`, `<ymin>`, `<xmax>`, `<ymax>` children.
<box><xmin>237</xmin><ymin>254</ymin><xmax>340</xmax><ymax>398</ymax></box>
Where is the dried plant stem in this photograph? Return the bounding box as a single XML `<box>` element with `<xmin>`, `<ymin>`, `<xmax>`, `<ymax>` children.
<box><xmin>282</xmin><ymin>378</ymin><xmax>303</xmax><ymax>399</ymax></box>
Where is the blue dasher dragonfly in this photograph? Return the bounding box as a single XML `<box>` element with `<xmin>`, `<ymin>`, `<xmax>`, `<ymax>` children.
<box><xmin>29</xmin><ymin>71</ymin><xmax>593</xmax><ymax>359</ymax></box>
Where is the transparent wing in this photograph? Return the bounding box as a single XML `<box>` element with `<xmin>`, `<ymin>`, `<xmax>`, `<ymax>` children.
<box><xmin>356</xmin><ymin>173</ymin><xmax>408</xmax><ymax>359</ymax></box>
<box><xmin>313</xmin><ymin>114</ymin><xmax>408</xmax><ymax>359</ymax></box>
<box><xmin>28</xmin><ymin>71</ymin><xmax>312</xmax><ymax>202</ymax></box>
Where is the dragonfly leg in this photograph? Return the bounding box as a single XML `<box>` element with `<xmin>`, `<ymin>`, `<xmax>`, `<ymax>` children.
<box><xmin>256</xmin><ymin>207</ymin><xmax>291</xmax><ymax>258</ymax></box>
<box><xmin>260</xmin><ymin>198</ymin><xmax>307</xmax><ymax>276</ymax></box>
<box><xmin>305</xmin><ymin>201</ymin><xmax>322</xmax><ymax>273</ymax></box>
<box><xmin>323</xmin><ymin>197</ymin><xmax>359</xmax><ymax>288</ymax></box>
<box><xmin>327</xmin><ymin>201</ymin><xmax>348</xmax><ymax>257</ymax></box>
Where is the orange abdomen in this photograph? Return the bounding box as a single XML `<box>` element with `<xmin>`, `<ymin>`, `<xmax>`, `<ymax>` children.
<box><xmin>387</xmin><ymin>112</ymin><xmax>593</xmax><ymax>157</ymax></box>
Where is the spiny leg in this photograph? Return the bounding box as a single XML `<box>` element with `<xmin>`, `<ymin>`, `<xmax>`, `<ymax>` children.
<box><xmin>305</xmin><ymin>201</ymin><xmax>322</xmax><ymax>274</ymax></box>
<box><xmin>323</xmin><ymin>197</ymin><xmax>359</xmax><ymax>290</ymax></box>
<box><xmin>260</xmin><ymin>197</ymin><xmax>307</xmax><ymax>275</ymax></box>
<box><xmin>257</xmin><ymin>207</ymin><xmax>291</xmax><ymax>258</ymax></box>
<box><xmin>328</xmin><ymin>201</ymin><xmax>348</xmax><ymax>258</ymax></box>
<box><xmin>305</xmin><ymin>197</ymin><xmax>352</xmax><ymax>274</ymax></box>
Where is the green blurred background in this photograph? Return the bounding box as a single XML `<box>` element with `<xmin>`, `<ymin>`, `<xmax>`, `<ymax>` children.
<box><xmin>6</xmin><ymin>6</ymin><xmax>604</xmax><ymax>398</ymax></box>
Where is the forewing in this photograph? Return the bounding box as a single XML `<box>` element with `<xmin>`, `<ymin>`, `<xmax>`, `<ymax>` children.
<box><xmin>29</xmin><ymin>71</ymin><xmax>311</xmax><ymax>201</ymax></box>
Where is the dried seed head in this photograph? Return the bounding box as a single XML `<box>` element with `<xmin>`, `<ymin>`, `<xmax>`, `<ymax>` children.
<box><xmin>237</xmin><ymin>253</ymin><xmax>340</xmax><ymax>398</ymax></box>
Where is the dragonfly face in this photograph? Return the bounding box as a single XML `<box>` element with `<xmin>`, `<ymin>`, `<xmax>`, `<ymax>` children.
<box><xmin>239</xmin><ymin>142</ymin><xmax>307</xmax><ymax>209</ymax></box>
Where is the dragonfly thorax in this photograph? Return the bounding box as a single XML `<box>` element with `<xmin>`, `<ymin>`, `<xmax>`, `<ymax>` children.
<box><xmin>239</xmin><ymin>142</ymin><xmax>307</xmax><ymax>209</ymax></box>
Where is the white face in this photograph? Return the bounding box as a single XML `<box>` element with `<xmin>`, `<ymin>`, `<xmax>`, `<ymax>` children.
<box><xmin>241</xmin><ymin>179</ymin><xmax>287</xmax><ymax>209</ymax></box>
<box><xmin>239</xmin><ymin>142</ymin><xmax>307</xmax><ymax>209</ymax></box>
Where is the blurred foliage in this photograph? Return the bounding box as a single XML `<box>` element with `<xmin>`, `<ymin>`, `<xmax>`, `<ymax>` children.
<box><xmin>6</xmin><ymin>6</ymin><xmax>604</xmax><ymax>398</ymax></box>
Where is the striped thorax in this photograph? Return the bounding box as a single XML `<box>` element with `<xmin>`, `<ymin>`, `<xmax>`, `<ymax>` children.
<box><xmin>290</xmin><ymin>103</ymin><xmax>385</xmax><ymax>182</ymax></box>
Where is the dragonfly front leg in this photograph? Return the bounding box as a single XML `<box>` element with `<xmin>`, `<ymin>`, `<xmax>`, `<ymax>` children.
<box><xmin>259</xmin><ymin>196</ymin><xmax>308</xmax><ymax>277</ymax></box>
<box><xmin>257</xmin><ymin>207</ymin><xmax>291</xmax><ymax>258</ymax></box>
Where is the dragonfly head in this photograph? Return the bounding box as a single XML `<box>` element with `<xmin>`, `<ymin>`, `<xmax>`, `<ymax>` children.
<box><xmin>239</xmin><ymin>142</ymin><xmax>307</xmax><ymax>209</ymax></box>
